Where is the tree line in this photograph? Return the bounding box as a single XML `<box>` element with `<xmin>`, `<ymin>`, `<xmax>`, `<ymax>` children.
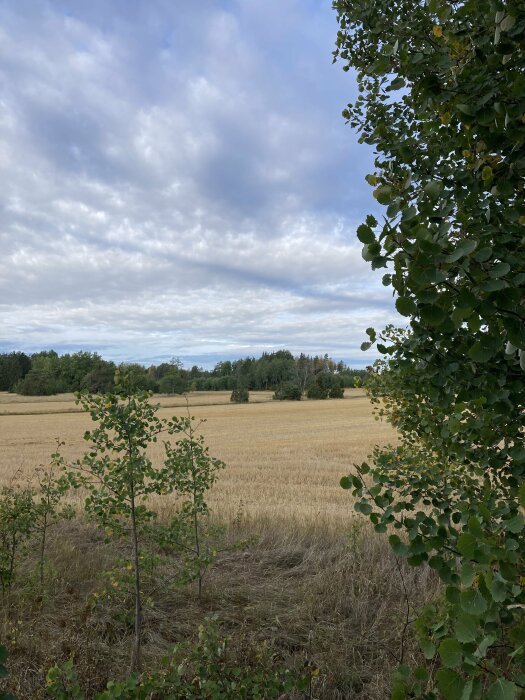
<box><xmin>0</xmin><ymin>349</ymin><xmax>367</xmax><ymax>396</ymax></box>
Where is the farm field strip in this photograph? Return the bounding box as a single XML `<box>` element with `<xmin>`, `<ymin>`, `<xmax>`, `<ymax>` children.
<box><xmin>0</xmin><ymin>389</ymin><xmax>396</xmax><ymax>526</ymax></box>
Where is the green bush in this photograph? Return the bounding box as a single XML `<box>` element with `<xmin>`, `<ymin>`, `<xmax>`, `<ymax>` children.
<box><xmin>230</xmin><ymin>387</ymin><xmax>249</xmax><ymax>403</ymax></box>
<box><xmin>0</xmin><ymin>645</ymin><xmax>16</xmax><ymax>700</ymax></box>
<box><xmin>329</xmin><ymin>384</ymin><xmax>344</xmax><ymax>399</ymax></box>
<box><xmin>306</xmin><ymin>383</ymin><xmax>329</xmax><ymax>400</ymax></box>
<box><xmin>15</xmin><ymin>369</ymin><xmax>58</xmax><ymax>396</ymax></box>
<box><xmin>335</xmin><ymin>0</ymin><xmax>525</xmax><ymax>694</ymax></box>
<box><xmin>273</xmin><ymin>382</ymin><xmax>302</xmax><ymax>401</ymax></box>
<box><xmin>46</xmin><ymin>620</ymin><xmax>307</xmax><ymax>699</ymax></box>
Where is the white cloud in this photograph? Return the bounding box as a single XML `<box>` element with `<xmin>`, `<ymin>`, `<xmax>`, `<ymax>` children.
<box><xmin>0</xmin><ymin>0</ymin><xmax>398</xmax><ymax>366</ymax></box>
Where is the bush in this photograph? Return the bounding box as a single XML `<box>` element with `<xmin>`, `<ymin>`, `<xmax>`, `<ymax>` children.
<box><xmin>306</xmin><ymin>383</ymin><xmax>329</xmax><ymax>400</ymax></box>
<box><xmin>230</xmin><ymin>386</ymin><xmax>249</xmax><ymax>403</ymax></box>
<box><xmin>15</xmin><ymin>369</ymin><xmax>58</xmax><ymax>396</ymax></box>
<box><xmin>329</xmin><ymin>384</ymin><xmax>344</xmax><ymax>399</ymax></box>
<box><xmin>46</xmin><ymin>620</ymin><xmax>307</xmax><ymax>699</ymax></box>
<box><xmin>273</xmin><ymin>382</ymin><xmax>302</xmax><ymax>401</ymax></box>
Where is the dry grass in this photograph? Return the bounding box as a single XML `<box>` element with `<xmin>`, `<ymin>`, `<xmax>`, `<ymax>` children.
<box><xmin>1</xmin><ymin>519</ymin><xmax>437</xmax><ymax>700</ymax></box>
<box><xmin>0</xmin><ymin>389</ymin><xmax>395</xmax><ymax>528</ymax></box>
<box><xmin>0</xmin><ymin>390</ymin><xmax>432</xmax><ymax>700</ymax></box>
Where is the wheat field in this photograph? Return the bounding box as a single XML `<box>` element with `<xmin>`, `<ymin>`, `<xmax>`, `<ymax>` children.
<box><xmin>0</xmin><ymin>390</ymin><xmax>435</xmax><ymax>700</ymax></box>
<box><xmin>0</xmin><ymin>389</ymin><xmax>396</xmax><ymax>527</ymax></box>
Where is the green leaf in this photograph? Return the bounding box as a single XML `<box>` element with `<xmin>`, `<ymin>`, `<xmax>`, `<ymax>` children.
<box><xmin>460</xmin><ymin>589</ymin><xmax>487</xmax><ymax>616</ymax></box>
<box><xmin>486</xmin><ymin>679</ymin><xmax>517</xmax><ymax>700</ymax></box>
<box><xmin>424</xmin><ymin>180</ymin><xmax>443</xmax><ymax>200</ymax></box>
<box><xmin>389</xmin><ymin>534</ymin><xmax>408</xmax><ymax>556</ymax></box>
<box><xmin>489</xmin><ymin>262</ymin><xmax>511</xmax><ymax>278</ymax></box>
<box><xmin>420</xmin><ymin>305</ymin><xmax>447</xmax><ymax>326</ymax></box>
<box><xmin>457</xmin><ymin>533</ymin><xmax>477</xmax><ymax>558</ymax></box>
<box><xmin>460</xmin><ymin>563</ymin><xmax>475</xmax><ymax>587</ymax></box>
<box><xmin>395</xmin><ymin>296</ymin><xmax>417</xmax><ymax>317</ymax></box>
<box><xmin>373</xmin><ymin>185</ymin><xmax>393</xmax><ymax>205</ymax></box>
<box><xmin>468</xmin><ymin>340</ymin><xmax>497</xmax><ymax>363</ymax></box>
<box><xmin>455</xmin><ymin>614</ymin><xmax>477</xmax><ymax>643</ymax></box>
<box><xmin>438</xmin><ymin>638</ymin><xmax>463</xmax><ymax>668</ymax></box>
<box><xmin>436</xmin><ymin>669</ymin><xmax>466</xmax><ymax>700</ymax></box>
<box><xmin>420</xmin><ymin>638</ymin><xmax>436</xmax><ymax>659</ymax></box>
<box><xmin>340</xmin><ymin>476</ymin><xmax>352</xmax><ymax>489</ymax></box>
<box><xmin>446</xmin><ymin>239</ymin><xmax>478</xmax><ymax>262</ymax></box>
<box><xmin>505</xmin><ymin>512</ymin><xmax>524</xmax><ymax>533</ymax></box>
<box><xmin>357</xmin><ymin>224</ymin><xmax>376</xmax><ymax>244</ymax></box>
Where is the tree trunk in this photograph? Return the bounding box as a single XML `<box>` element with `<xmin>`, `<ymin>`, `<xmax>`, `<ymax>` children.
<box><xmin>129</xmin><ymin>487</ymin><xmax>142</xmax><ymax>672</ymax></box>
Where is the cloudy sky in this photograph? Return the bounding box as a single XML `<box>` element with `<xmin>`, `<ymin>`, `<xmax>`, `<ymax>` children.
<box><xmin>0</xmin><ymin>0</ymin><xmax>398</xmax><ymax>368</ymax></box>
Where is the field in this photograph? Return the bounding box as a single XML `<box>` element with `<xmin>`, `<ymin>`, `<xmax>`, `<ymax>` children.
<box><xmin>0</xmin><ymin>390</ymin><xmax>435</xmax><ymax>700</ymax></box>
<box><xmin>0</xmin><ymin>389</ymin><xmax>396</xmax><ymax>528</ymax></box>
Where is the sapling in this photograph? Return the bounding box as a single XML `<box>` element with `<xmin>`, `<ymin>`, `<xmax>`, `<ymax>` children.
<box><xmin>58</xmin><ymin>371</ymin><xmax>184</xmax><ymax>671</ymax></box>
<box><xmin>0</xmin><ymin>484</ymin><xmax>36</xmax><ymax>594</ymax></box>
<box><xmin>163</xmin><ymin>409</ymin><xmax>225</xmax><ymax>597</ymax></box>
<box><xmin>33</xmin><ymin>457</ymin><xmax>74</xmax><ymax>584</ymax></box>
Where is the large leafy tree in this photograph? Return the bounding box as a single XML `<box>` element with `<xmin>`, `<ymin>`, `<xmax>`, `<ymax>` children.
<box><xmin>334</xmin><ymin>0</ymin><xmax>525</xmax><ymax>696</ymax></box>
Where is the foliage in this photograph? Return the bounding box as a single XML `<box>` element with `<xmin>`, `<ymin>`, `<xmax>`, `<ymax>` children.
<box><xmin>57</xmin><ymin>375</ymin><xmax>226</xmax><ymax>668</ymax></box>
<box><xmin>273</xmin><ymin>382</ymin><xmax>302</xmax><ymax>401</ymax></box>
<box><xmin>2</xmin><ymin>349</ymin><xmax>365</xmax><ymax>395</ymax></box>
<box><xmin>0</xmin><ymin>352</ymin><xmax>31</xmax><ymax>392</ymax></box>
<box><xmin>57</xmin><ymin>374</ymin><xmax>186</xmax><ymax>670</ymax></box>
<box><xmin>32</xmin><ymin>462</ymin><xmax>74</xmax><ymax>584</ymax></box>
<box><xmin>0</xmin><ymin>645</ymin><xmax>16</xmax><ymax>700</ymax></box>
<box><xmin>306</xmin><ymin>372</ymin><xmax>345</xmax><ymax>399</ymax></box>
<box><xmin>230</xmin><ymin>386</ymin><xmax>249</xmax><ymax>403</ymax></box>
<box><xmin>15</xmin><ymin>368</ymin><xmax>58</xmax><ymax>396</ymax></box>
<box><xmin>0</xmin><ymin>485</ymin><xmax>36</xmax><ymax>594</ymax></box>
<box><xmin>158</xmin><ymin>371</ymin><xmax>188</xmax><ymax>395</ymax></box>
<box><xmin>334</xmin><ymin>0</ymin><xmax>525</xmax><ymax>695</ymax></box>
<box><xmin>162</xmin><ymin>413</ymin><xmax>225</xmax><ymax>596</ymax></box>
<box><xmin>329</xmin><ymin>383</ymin><xmax>345</xmax><ymax>399</ymax></box>
<box><xmin>46</xmin><ymin>619</ymin><xmax>307</xmax><ymax>700</ymax></box>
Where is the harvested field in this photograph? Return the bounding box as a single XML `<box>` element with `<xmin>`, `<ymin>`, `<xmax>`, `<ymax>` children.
<box><xmin>0</xmin><ymin>389</ymin><xmax>396</xmax><ymax>528</ymax></box>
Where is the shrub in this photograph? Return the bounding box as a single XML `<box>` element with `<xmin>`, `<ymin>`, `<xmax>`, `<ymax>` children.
<box><xmin>329</xmin><ymin>383</ymin><xmax>344</xmax><ymax>399</ymax></box>
<box><xmin>230</xmin><ymin>386</ymin><xmax>249</xmax><ymax>403</ymax></box>
<box><xmin>0</xmin><ymin>485</ymin><xmax>36</xmax><ymax>593</ymax></box>
<box><xmin>46</xmin><ymin>620</ymin><xmax>307</xmax><ymax>699</ymax></box>
<box><xmin>306</xmin><ymin>383</ymin><xmax>329</xmax><ymax>400</ymax></box>
<box><xmin>273</xmin><ymin>382</ymin><xmax>302</xmax><ymax>401</ymax></box>
<box><xmin>15</xmin><ymin>369</ymin><xmax>58</xmax><ymax>396</ymax></box>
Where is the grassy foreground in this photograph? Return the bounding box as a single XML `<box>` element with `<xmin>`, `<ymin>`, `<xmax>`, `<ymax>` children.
<box><xmin>1</xmin><ymin>517</ymin><xmax>437</xmax><ymax>699</ymax></box>
<box><xmin>0</xmin><ymin>391</ymin><xmax>435</xmax><ymax>698</ymax></box>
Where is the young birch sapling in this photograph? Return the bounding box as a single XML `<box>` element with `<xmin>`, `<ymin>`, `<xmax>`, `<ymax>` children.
<box><xmin>59</xmin><ymin>372</ymin><xmax>184</xmax><ymax>672</ymax></box>
<box><xmin>33</xmin><ymin>457</ymin><xmax>74</xmax><ymax>584</ymax></box>
<box><xmin>163</xmin><ymin>410</ymin><xmax>225</xmax><ymax>597</ymax></box>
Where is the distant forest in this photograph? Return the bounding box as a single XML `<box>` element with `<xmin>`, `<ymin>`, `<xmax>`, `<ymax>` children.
<box><xmin>0</xmin><ymin>350</ymin><xmax>367</xmax><ymax>396</ymax></box>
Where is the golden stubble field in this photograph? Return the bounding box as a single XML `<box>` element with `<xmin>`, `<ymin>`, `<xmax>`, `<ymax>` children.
<box><xmin>0</xmin><ymin>389</ymin><xmax>396</xmax><ymax>528</ymax></box>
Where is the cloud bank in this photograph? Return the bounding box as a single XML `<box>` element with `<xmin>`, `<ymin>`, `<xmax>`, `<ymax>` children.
<box><xmin>0</xmin><ymin>0</ymin><xmax>398</xmax><ymax>367</ymax></box>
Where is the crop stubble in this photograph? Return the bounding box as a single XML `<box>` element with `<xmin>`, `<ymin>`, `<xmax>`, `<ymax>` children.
<box><xmin>0</xmin><ymin>389</ymin><xmax>396</xmax><ymax>527</ymax></box>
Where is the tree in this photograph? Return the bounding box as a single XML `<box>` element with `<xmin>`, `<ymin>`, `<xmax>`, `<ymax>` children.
<box><xmin>33</xmin><ymin>462</ymin><xmax>74</xmax><ymax>584</ymax></box>
<box><xmin>81</xmin><ymin>362</ymin><xmax>116</xmax><ymax>393</ymax></box>
<box><xmin>15</xmin><ymin>368</ymin><xmax>58</xmax><ymax>395</ymax></box>
<box><xmin>59</xmin><ymin>374</ymin><xmax>185</xmax><ymax>671</ymax></box>
<box><xmin>159</xmin><ymin>371</ymin><xmax>188</xmax><ymax>395</ymax></box>
<box><xmin>163</xmin><ymin>414</ymin><xmax>225</xmax><ymax>597</ymax></box>
<box><xmin>0</xmin><ymin>352</ymin><xmax>31</xmax><ymax>392</ymax></box>
<box><xmin>335</xmin><ymin>0</ymin><xmax>525</xmax><ymax>696</ymax></box>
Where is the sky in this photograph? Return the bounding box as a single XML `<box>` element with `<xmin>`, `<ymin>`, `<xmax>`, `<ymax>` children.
<box><xmin>0</xmin><ymin>0</ymin><xmax>399</xmax><ymax>368</ymax></box>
